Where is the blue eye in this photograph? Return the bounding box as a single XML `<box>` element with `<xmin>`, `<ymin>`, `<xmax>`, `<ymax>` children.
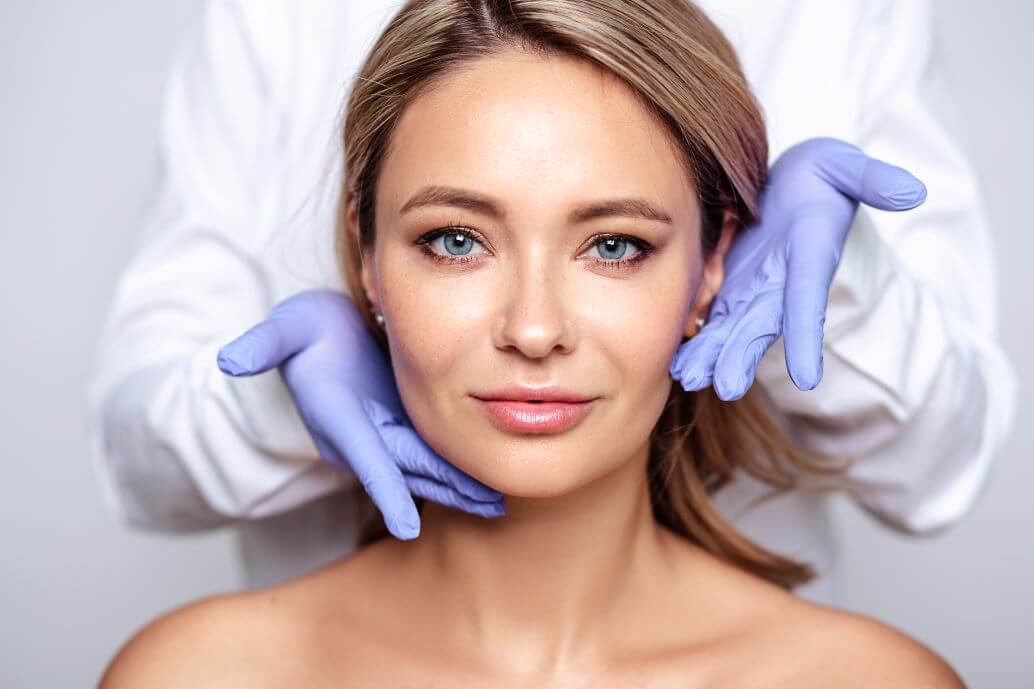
<box><xmin>589</xmin><ymin>235</ymin><xmax>640</xmax><ymax>262</ymax></box>
<box><xmin>438</xmin><ymin>231</ymin><xmax>480</xmax><ymax>256</ymax></box>
<box><xmin>418</xmin><ymin>227</ymin><xmax>487</xmax><ymax>261</ymax></box>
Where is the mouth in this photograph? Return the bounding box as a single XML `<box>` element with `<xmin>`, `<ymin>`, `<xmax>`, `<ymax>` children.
<box><xmin>470</xmin><ymin>397</ymin><xmax>598</xmax><ymax>435</ymax></box>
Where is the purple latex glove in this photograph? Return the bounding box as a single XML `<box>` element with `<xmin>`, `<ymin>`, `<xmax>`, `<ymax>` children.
<box><xmin>216</xmin><ymin>290</ymin><xmax>505</xmax><ymax>540</ymax></box>
<box><xmin>669</xmin><ymin>137</ymin><xmax>928</xmax><ymax>400</ymax></box>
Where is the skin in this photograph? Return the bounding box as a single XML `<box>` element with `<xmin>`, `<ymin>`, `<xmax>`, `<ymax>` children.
<box><xmin>100</xmin><ymin>49</ymin><xmax>964</xmax><ymax>689</ymax></box>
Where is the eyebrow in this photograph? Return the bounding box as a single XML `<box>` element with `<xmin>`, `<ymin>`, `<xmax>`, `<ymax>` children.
<box><xmin>399</xmin><ymin>185</ymin><xmax>673</xmax><ymax>225</ymax></box>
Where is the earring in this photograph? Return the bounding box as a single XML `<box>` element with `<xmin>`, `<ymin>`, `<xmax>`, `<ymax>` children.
<box><xmin>370</xmin><ymin>305</ymin><xmax>385</xmax><ymax>328</ymax></box>
<box><xmin>695</xmin><ymin>316</ymin><xmax>705</xmax><ymax>329</ymax></box>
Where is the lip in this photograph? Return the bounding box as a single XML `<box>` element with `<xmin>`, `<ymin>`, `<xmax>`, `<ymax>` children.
<box><xmin>472</xmin><ymin>385</ymin><xmax>596</xmax><ymax>403</ymax></box>
<box><xmin>472</xmin><ymin>398</ymin><xmax>598</xmax><ymax>435</ymax></box>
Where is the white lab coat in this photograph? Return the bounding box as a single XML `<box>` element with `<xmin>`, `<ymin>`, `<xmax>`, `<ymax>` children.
<box><xmin>86</xmin><ymin>0</ymin><xmax>1017</xmax><ymax>602</ymax></box>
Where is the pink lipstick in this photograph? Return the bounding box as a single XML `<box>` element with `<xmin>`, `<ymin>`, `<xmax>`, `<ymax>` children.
<box><xmin>471</xmin><ymin>385</ymin><xmax>599</xmax><ymax>434</ymax></box>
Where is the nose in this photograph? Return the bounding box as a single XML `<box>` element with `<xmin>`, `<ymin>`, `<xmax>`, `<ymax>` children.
<box><xmin>493</xmin><ymin>246</ymin><xmax>577</xmax><ymax>359</ymax></box>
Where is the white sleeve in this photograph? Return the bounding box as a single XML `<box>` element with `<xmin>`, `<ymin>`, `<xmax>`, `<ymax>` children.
<box><xmin>755</xmin><ymin>0</ymin><xmax>1017</xmax><ymax>534</ymax></box>
<box><xmin>86</xmin><ymin>0</ymin><xmax>351</xmax><ymax>531</ymax></box>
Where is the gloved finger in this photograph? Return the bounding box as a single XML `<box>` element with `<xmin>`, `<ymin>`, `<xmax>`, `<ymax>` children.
<box><xmin>403</xmin><ymin>474</ymin><xmax>506</xmax><ymax>519</ymax></box>
<box><xmin>782</xmin><ymin>216</ymin><xmax>839</xmax><ymax>391</ymax></box>
<box><xmin>810</xmin><ymin>138</ymin><xmax>928</xmax><ymax>211</ymax></box>
<box><xmin>315</xmin><ymin>390</ymin><xmax>421</xmax><ymax>540</ymax></box>
<box><xmin>216</xmin><ymin>307</ymin><xmax>311</xmax><ymax>376</ymax></box>
<box><xmin>668</xmin><ymin>326</ymin><xmax>719</xmax><ymax>391</ymax></box>
<box><xmin>713</xmin><ymin>288</ymin><xmax>784</xmax><ymax>401</ymax></box>
<box><xmin>669</xmin><ymin>310</ymin><xmax>734</xmax><ymax>391</ymax></box>
<box><xmin>365</xmin><ymin>397</ymin><xmax>503</xmax><ymax>503</ymax></box>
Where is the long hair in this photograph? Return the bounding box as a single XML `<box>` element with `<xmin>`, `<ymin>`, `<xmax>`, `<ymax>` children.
<box><xmin>335</xmin><ymin>0</ymin><xmax>845</xmax><ymax>588</ymax></box>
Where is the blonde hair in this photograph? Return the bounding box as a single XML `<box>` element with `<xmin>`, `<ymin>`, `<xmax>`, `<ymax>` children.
<box><xmin>336</xmin><ymin>0</ymin><xmax>844</xmax><ymax>588</ymax></box>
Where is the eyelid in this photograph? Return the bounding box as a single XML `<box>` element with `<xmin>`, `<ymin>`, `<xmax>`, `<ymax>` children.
<box><xmin>581</xmin><ymin>232</ymin><xmax>649</xmax><ymax>256</ymax></box>
<box><xmin>415</xmin><ymin>224</ymin><xmax>491</xmax><ymax>254</ymax></box>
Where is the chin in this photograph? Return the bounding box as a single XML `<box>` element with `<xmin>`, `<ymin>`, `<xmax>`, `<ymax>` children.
<box><xmin>483</xmin><ymin>472</ymin><xmax>584</xmax><ymax>499</ymax></box>
<box><xmin>453</xmin><ymin>439</ymin><xmax>623</xmax><ymax>499</ymax></box>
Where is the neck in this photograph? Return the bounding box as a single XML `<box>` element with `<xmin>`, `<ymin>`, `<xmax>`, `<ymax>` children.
<box><xmin>403</xmin><ymin>438</ymin><xmax>679</xmax><ymax>676</ymax></box>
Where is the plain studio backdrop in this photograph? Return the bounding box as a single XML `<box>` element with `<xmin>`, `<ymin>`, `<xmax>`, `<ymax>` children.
<box><xmin>1</xmin><ymin>2</ymin><xmax>1030</xmax><ymax>686</ymax></box>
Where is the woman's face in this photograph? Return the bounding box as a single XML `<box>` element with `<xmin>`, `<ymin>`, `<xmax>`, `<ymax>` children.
<box><xmin>355</xmin><ymin>49</ymin><xmax>730</xmax><ymax>497</ymax></box>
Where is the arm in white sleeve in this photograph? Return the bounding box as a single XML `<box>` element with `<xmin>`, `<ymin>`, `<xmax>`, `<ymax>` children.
<box><xmin>86</xmin><ymin>0</ymin><xmax>351</xmax><ymax>531</ymax></box>
<box><xmin>756</xmin><ymin>0</ymin><xmax>1017</xmax><ymax>534</ymax></box>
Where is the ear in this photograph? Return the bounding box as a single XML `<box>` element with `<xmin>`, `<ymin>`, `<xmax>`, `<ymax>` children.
<box><xmin>346</xmin><ymin>197</ymin><xmax>379</xmax><ymax>311</ymax></box>
<box><xmin>684</xmin><ymin>208</ymin><xmax>737</xmax><ymax>339</ymax></box>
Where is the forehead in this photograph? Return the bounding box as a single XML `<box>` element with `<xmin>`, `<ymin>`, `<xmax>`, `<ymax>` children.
<box><xmin>377</xmin><ymin>49</ymin><xmax>698</xmax><ymax>221</ymax></box>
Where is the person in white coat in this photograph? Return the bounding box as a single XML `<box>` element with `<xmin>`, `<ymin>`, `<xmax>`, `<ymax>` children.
<box><xmin>87</xmin><ymin>0</ymin><xmax>1016</xmax><ymax>603</ymax></box>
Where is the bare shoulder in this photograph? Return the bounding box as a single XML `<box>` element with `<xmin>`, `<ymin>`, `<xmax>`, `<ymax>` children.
<box><xmin>97</xmin><ymin>544</ymin><xmax>394</xmax><ymax>689</ymax></box>
<box><xmin>744</xmin><ymin>599</ymin><xmax>967</xmax><ymax>689</ymax></box>
<box><xmin>98</xmin><ymin>583</ymin><xmax>314</xmax><ymax>689</ymax></box>
<box><xmin>815</xmin><ymin>608</ymin><xmax>965</xmax><ymax>688</ymax></box>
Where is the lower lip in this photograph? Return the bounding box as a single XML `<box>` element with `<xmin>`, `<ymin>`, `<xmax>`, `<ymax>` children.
<box><xmin>472</xmin><ymin>398</ymin><xmax>598</xmax><ymax>434</ymax></box>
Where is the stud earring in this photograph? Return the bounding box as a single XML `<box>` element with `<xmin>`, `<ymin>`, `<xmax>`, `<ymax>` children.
<box><xmin>370</xmin><ymin>305</ymin><xmax>385</xmax><ymax>329</ymax></box>
<box><xmin>695</xmin><ymin>316</ymin><xmax>705</xmax><ymax>329</ymax></box>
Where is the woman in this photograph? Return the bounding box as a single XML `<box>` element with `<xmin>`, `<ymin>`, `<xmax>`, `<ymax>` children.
<box><xmin>101</xmin><ymin>0</ymin><xmax>964</xmax><ymax>685</ymax></box>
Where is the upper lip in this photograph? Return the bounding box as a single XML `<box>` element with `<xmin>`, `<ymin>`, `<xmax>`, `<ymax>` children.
<box><xmin>472</xmin><ymin>385</ymin><xmax>598</xmax><ymax>403</ymax></box>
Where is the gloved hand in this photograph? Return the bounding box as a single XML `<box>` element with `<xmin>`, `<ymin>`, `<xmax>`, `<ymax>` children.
<box><xmin>669</xmin><ymin>137</ymin><xmax>928</xmax><ymax>400</ymax></box>
<box><xmin>216</xmin><ymin>290</ymin><xmax>505</xmax><ymax>540</ymax></box>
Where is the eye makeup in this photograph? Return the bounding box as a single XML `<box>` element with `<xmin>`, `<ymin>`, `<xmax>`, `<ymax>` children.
<box><xmin>414</xmin><ymin>222</ymin><xmax>658</xmax><ymax>273</ymax></box>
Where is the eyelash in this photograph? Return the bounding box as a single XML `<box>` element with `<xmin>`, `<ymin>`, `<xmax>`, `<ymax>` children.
<box><xmin>414</xmin><ymin>222</ymin><xmax>657</xmax><ymax>272</ymax></box>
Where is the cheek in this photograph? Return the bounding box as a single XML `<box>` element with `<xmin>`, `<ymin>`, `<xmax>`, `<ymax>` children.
<box><xmin>378</xmin><ymin>275</ymin><xmax>468</xmax><ymax>410</ymax></box>
<box><xmin>589</xmin><ymin>249</ymin><xmax>698</xmax><ymax>388</ymax></box>
<box><xmin>373</xmin><ymin>251</ymin><xmax>495</xmax><ymax>467</ymax></box>
<box><xmin>580</xmin><ymin>252</ymin><xmax>698</xmax><ymax>467</ymax></box>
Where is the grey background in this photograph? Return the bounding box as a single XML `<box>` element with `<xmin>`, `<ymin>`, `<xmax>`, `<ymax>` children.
<box><xmin>1</xmin><ymin>1</ymin><xmax>1030</xmax><ymax>687</ymax></box>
